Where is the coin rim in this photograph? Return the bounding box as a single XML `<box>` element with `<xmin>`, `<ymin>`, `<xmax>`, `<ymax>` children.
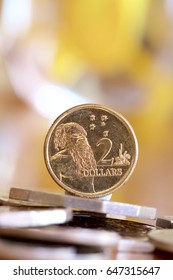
<box><xmin>148</xmin><ymin>229</ymin><xmax>173</xmax><ymax>253</ymax></box>
<box><xmin>44</xmin><ymin>103</ymin><xmax>138</xmax><ymax>198</ymax></box>
<box><xmin>0</xmin><ymin>226</ymin><xmax>119</xmax><ymax>247</ymax></box>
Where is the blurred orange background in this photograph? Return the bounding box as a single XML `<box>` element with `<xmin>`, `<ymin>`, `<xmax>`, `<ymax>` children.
<box><xmin>0</xmin><ymin>0</ymin><xmax>173</xmax><ymax>216</ymax></box>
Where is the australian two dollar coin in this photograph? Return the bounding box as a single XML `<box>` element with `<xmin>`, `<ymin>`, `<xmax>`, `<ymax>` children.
<box><xmin>44</xmin><ymin>104</ymin><xmax>138</xmax><ymax>198</ymax></box>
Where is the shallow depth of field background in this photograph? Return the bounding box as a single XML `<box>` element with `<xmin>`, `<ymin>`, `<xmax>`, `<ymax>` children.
<box><xmin>0</xmin><ymin>0</ymin><xmax>173</xmax><ymax>216</ymax></box>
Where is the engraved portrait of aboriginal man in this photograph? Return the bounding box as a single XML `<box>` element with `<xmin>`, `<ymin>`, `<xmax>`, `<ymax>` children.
<box><xmin>50</xmin><ymin>122</ymin><xmax>97</xmax><ymax>193</ymax></box>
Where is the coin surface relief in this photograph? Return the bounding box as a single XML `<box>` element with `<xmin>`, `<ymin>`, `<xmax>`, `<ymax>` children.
<box><xmin>44</xmin><ymin>104</ymin><xmax>138</xmax><ymax>198</ymax></box>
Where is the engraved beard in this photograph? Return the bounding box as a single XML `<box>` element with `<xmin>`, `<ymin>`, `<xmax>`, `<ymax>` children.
<box><xmin>54</xmin><ymin>122</ymin><xmax>97</xmax><ymax>178</ymax></box>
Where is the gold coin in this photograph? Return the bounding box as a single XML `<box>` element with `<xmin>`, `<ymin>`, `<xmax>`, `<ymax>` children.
<box><xmin>44</xmin><ymin>104</ymin><xmax>138</xmax><ymax>198</ymax></box>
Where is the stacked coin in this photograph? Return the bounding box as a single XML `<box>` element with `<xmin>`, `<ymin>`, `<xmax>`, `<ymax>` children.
<box><xmin>2</xmin><ymin>104</ymin><xmax>172</xmax><ymax>259</ymax></box>
<box><xmin>0</xmin><ymin>206</ymin><xmax>72</xmax><ymax>228</ymax></box>
<box><xmin>0</xmin><ymin>226</ymin><xmax>119</xmax><ymax>260</ymax></box>
<box><xmin>0</xmin><ymin>187</ymin><xmax>157</xmax><ymax>258</ymax></box>
<box><xmin>148</xmin><ymin>229</ymin><xmax>173</xmax><ymax>254</ymax></box>
<box><xmin>156</xmin><ymin>216</ymin><xmax>173</xmax><ymax>228</ymax></box>
<box><xmin>9</xmin><ymin>187</ymin><xmax>157</xmax><ymax>220</ymax></box>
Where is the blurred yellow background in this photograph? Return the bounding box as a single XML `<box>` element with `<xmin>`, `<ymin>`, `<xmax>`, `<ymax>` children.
<box><xmin>0</xmin><ymin>0</ymin><xmax>173</xmax><ymax>216</ymax></box>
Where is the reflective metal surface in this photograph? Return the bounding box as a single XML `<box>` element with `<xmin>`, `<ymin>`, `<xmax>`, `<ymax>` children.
<box><xmin>156</xmin><ymin>216</ymin><xmax>173</xmax><ymax>228</ymax></box>
<box><xmin>64</xmin><ymin>211</ymin><xmax>155</xmax><ymax>238</ymax></box>
<box><xmin>0</xmin><ymin>206</ymin><xmax>72</xmax><ymax>228</ymax></box>
<box><xmin>148</xmin><ymin>229</ymin><xmax>173</xmax><ymax>253</ymax></box>
<box><xmin>0</xmin><ymin>226</ymin><xmax>119</xmax><ymax>248</ymax></box>
<box><xmin>44</xmin><ymin>104</ymin><xmax>138</xmax><ymax>198</ymax></box>
<box><xmin>0</xmin><ymin>238</ymin><xmax>108</xmax><ymax>260</ymax></box>
<box><xmin>9</xmin><ymin>187</ymin><xmax>157</xmax><ymax>220</ymax></box>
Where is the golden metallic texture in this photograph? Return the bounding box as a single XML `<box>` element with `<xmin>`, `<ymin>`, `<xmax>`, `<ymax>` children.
<box><xmin>44</xmin><ymin>104</ymin><xmax>138</xmax><ymax>198</ymax></box>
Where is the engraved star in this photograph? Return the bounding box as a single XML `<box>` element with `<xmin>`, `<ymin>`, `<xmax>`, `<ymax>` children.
<box><xmin>101</xmin><ymin>121</ymin><xmax>106</xmax><ymax>126</ymax></box>
<box><xmin>90</xmin><ymin>123</ymin><xmax>96</xmax><ymax>130</ymax></box>
<box><xmin>101</xmin><ymin>115</ymin><xmax>108</xmax><ymax>122</ymax></box>
<box><xmin>103</xmin><ymin>130</ymin><xmax>109</xmax><ymax>137</ymax></box>
<box><xmin>90</xmin><ymin>115</ymin><xmax>96</xmax><ymax>121</ymax></box>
